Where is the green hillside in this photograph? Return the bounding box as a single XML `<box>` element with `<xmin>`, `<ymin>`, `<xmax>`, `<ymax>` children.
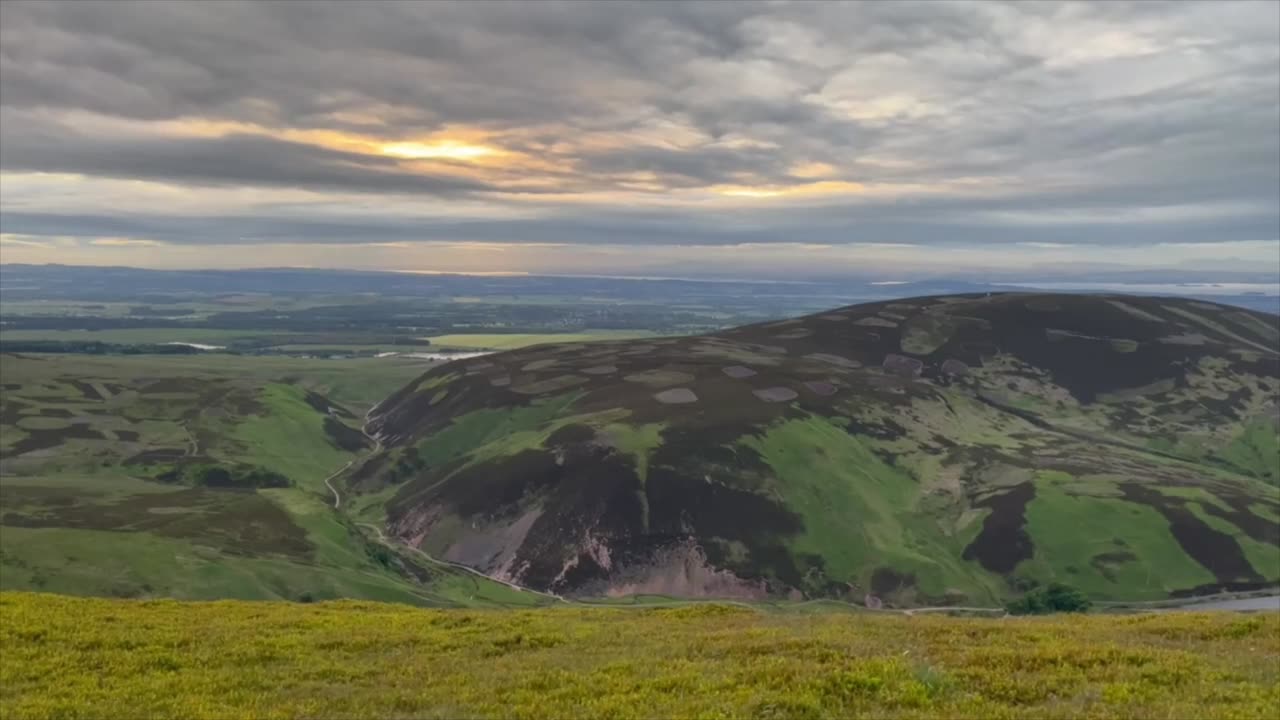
<box><xmin>357</xmin><ymin>293</ymin><xmax>1280</xmax><ymax>605</ymax></box>
<box><xmin>0</xmin><ymin>354</ymin><xmax>550</xmax><ymax>607</ymax></box>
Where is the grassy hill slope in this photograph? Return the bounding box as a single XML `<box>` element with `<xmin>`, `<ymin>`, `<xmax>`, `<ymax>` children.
<box><xmin>0</xmin><ymin>354</ymin><xmax>550</xmax><ymax>607</ymax></box>
<box><xmin>357</xmin><ymin>293</ymin><xmax>1280</xmax><ymax>605</ymax></box>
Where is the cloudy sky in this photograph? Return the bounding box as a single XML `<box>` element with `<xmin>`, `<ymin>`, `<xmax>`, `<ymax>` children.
<box><xmin>1</xmin><ymin>0</ymin><xmax>1277</xmax><ymax>279</ymax></box>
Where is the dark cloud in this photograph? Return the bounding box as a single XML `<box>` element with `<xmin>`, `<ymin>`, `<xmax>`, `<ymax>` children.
<box><xmin>5</xmin><ymin>189</ymin><xmax>1272</xmax><ymax>249</ymax></box>
<box><xmin>0</xmin><ymin>117</ymin><xmax>495</xmax><ymax>195</ymax></box>
<box><xmin>0</xmin><ymin>0</ymin><xmax>1277</xmax><ymax>260</ymax></box>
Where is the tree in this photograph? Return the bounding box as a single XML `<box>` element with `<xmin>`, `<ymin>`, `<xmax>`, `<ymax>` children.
<box><xmin>1005</xmin><ymin>583</ymin><xmax>1092</xmax><ymax>615</ymax></box>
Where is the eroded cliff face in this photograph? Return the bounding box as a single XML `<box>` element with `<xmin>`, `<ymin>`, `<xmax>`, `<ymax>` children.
<box><xmin>357</xmin><ymin>293</ymin><xmax>1280</xmax><ymax>605</ymax></box>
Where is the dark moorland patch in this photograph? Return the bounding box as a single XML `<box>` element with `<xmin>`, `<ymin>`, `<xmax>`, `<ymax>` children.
<box><xmin>962</xmin><ymin>482</ymin><xmax>1037</xmax><ymax>574</ymax></box>
<box><xmin>1</xmin><ymin>486</ymin><xmax>312</xmax><ymax>559</ymax></box>
<box><xmin>1</xmin><ymin>423</ymin><xmax>103</xmax><ymax>458</ymax></box>
<box><xmin>323</xmin><ymin>417</ymin><xmax>369</xmax><ymax>452</ymax></box>
<box><xmin>1120</xmin><ymin>484</ymin><xmax>1263</xmax><ymax>584</ymax></box>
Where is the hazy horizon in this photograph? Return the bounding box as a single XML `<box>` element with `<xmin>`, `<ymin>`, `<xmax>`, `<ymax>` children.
<box><xmin>2</xmin><ymin>1</ymin><xmax>1278</xmax><ymax>278</ymax></box>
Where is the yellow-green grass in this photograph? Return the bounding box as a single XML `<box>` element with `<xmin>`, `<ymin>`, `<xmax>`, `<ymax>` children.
<box><xmin>3</xmin><ymin>593</ymin><xmax>1278</xmax><ymax>720</ymax></box>
<box><xmin>423</xmin><ymin>331</ymin><xmax>658</xmax><ymax>350</ymax></box>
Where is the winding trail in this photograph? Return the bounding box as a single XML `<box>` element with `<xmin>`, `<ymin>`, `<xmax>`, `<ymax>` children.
<box><xmin>361</xmin><ymin>406</ymin><xmax>383</xmax><ymax>452</ymax></box>
<box><xmin>180</xmin><ymin>422</ymin><xmax>199</xmax><ymax>457</ymax></box>
<box><xmin>357</xmin><ymin>521</ymin><xmax>565</xmax><ymax>603</ymax></box>
<box><xmin>322</xmin><ymin>461</ymin><xmax>352</xmax><ymax>509</ymax></box>
<box><xmin>347</xmin><ymin>405</ymin><xmax>562</xmax><ymax>601</ymax></box>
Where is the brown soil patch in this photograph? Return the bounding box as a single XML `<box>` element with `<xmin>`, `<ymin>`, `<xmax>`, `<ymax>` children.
<box><xmin>510</xmin><ymin>375</ymin><xmax>588</xmax><ymax>395</ymax></box>
<box><xmin>623</xmin><ymin>369</ymin><xmax>696</xmax><ymax>387</ymax></box>
<box><xmin>883</xmin><ymin>354</ymin><xmax>924</xmax><ymax>378</ymax></box>
<box><xmin>941</xmin><ymin>358</ymin><xmax>969</xmax><ymax>376</ymax></box>
<box><xmin>521</xmin><ymin>359</ymin><xmax>559</xmax><ymax>371</ymax></box>
<box><xmin>803</xmin><ymin>381</ymin><xmax>837</xmax><ymax>396</ymax></box>
<box><xmin>654</xmin><ymin>388</ymin><xmax>699</xmax><ymax>404</ymax></box>
<box><xmin>805</xmin><ymin>353</ymin><xmax>861</xmax><ymax>370</ymax></box>
<box><xmin>753</xmin><ymin>387</ymin><xmax>798</xmax><ymax>403</ymax></box>
<box><xmin>856</xmin><ymin>317</ymin><xmax>898</xmax><ymax>328</ymax></box>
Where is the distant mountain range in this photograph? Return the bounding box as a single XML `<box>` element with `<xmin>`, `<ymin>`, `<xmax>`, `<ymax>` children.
<box><xmin>2</xmin><ymin>263</ymin><xmax>1277</xmax><ymax>313</ymax></box>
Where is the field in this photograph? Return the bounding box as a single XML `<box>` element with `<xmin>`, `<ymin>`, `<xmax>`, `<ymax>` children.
<box><xmin>3</xmin><ymin>593</ymin><xmax>1278</xmax><ymax>720</ymax></box>
<box><xmin>0</xmin><ymin>268</ymin><xmax>798</xmax><ymax>359</ymax></box>
<box><xmin>0</xmin><ymin>353</ymin><xmax>552</xmax><ymax>607</ymax></box>
<box><xmin>0</xmin><ymin>328</ymin><xmax>299</xmax><ymax>345</ymax></box>
<box><xmin>424</xmin><ymin>331</ymin><xmax>659</xmax><ymax>350</ymax></box>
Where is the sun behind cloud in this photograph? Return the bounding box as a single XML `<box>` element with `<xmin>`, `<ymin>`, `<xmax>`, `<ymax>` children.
<box><xmin>380</xmin><ymin>141</ymin><xmax>499</xmax><ymax>161</ymax></box>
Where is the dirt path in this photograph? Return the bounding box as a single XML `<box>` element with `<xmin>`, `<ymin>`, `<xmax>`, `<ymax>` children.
<box><xmin>323</xmin><ymin>461</ymin><xmax>352</xmax><ymax>509</ymax></box>
<box><xmin>180</xmin><ymin>422</ymin><xmax>199</xmax><ymax>457</ymax></box>
<box><xmin>356</xmin><ymin>522</ymin><xmax>565</xmax><ymax>603</ymax></box>
<box><xmin>1096</xmin><ymin>589</ymin><xmax>1280</xmax><ymax>611</ymax></box>
<box><xmin>361</xmin><ymin>408</ymin><xmax>383</xmax><ymax>452</ymax></box>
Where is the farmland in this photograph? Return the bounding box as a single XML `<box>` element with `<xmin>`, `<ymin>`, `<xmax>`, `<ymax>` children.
<box><xmin>3</xmin><ymin>592</ymin><xmax>1278</xmax><ymax>719</ymax></box>
<box><xmin>0</xmin><ymin>266</ymin><xmax>833</xmax><ymax>358</ymax></box>
<box><xmin>424</xmin><ymin>331</ymin><xmax>659</xmax><ymax>350</ymax></box>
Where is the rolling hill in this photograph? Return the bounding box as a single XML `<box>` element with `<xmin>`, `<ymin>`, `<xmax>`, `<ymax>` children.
<box><xmin>356</xmin><ymin>293</ymin><xmax>1280</xmax><ymax>606</ymax></box>
<box><xmin>0</xmin><ymin>354</ymin><xmax>548</xmax><ymax>607</ymax></box>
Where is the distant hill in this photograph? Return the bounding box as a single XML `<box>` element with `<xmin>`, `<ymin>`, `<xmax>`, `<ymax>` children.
<box><xmin>357</xmin><ymin>293</ymin><xmax>1280</xmax><ymax>606</ymax></box>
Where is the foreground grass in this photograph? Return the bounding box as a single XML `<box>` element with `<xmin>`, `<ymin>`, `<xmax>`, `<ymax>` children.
<box><xmin>3</xmin><ymin>593</ymin><xmax>1278</xmax><ymax>719</ymax></box>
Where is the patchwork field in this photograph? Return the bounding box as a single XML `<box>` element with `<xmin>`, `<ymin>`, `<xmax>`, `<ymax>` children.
<box><xmin>423</xmin><ymin>331</ymin><xmax>659</xmax><ymax>350</ymax></box>
<box><xmin>3</xmin><ymin>592</ymin><xmax>1278</xmax><ymax>720</ymax></box>
<box><xmin>0</xmin><ymin>353</ymin><xmax>551</xmax><ymax>607</ymax></box>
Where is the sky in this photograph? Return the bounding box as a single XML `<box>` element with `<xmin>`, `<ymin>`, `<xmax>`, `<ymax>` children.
<box><xmin>0</xmin><ymin>0</ymin><xmax>1277</xmax><ymax>280</ymax></box>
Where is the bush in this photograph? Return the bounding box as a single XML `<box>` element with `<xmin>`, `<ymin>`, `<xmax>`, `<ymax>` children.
<box><xmin>366</xmin><ymin>543</ymin><xmax>395</xmax><ymax>568</ymax></box>
<box><xmin>1006</xmin><ymin>583</ymin><xmax>1092</xmax><ymax>615</ymax></box>
<box><xmin>186</xmin><ymin>458</ymin><xmax>293</xmax><ymax>486</ymax></box>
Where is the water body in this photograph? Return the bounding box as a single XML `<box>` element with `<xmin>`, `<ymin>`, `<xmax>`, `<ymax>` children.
<box><xmin>164</xmin><ymin>341</ymin><xmax>225</xmax><ymax>350</ymax></box>
<box><xmin>996</xmin><ymin>282</ymin><xmax>1280</xmax><ymax>297</ymax></box>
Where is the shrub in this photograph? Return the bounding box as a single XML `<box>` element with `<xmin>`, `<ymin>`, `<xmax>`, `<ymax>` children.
<box><xmin>1006</xmin><ymin>583</ymin><xmax>1092</xmax><ymax>615</ymax></box>
<box><xmin>184</xmin><ymin>464</ymin><xmax>292</xmax><ymax>489</ymax></box>
<box><xmin>366</xmin><ymin>544</ymin><xmax>395</xmax><ymax>568</ymax></box>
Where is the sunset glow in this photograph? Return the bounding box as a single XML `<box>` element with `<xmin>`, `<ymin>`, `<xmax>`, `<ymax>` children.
<box><xmin>380</xmin><ymin>142</ymin><xmax>499</xmax><ymax>161</ymax></box>
<box><xmin>0</xmin><ymin>1</ymin><xmax>1274</xmax><ymax>276</ymax></box>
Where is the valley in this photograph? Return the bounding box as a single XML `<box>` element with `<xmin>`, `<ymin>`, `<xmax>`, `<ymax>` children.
<box><xmin>4</xmin><ymin>5</ymin><xmax>1277</xmax><ymax>717</ymax></box>
<box><xmin>3</xmin><ymin>290</ymin><xmax>1275</xmax><ymax>611</ymax></box>
<box><xmin>0</xmin><ymin>353</ymin><xmax>549</xmax><ymax>607</ymax></box>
